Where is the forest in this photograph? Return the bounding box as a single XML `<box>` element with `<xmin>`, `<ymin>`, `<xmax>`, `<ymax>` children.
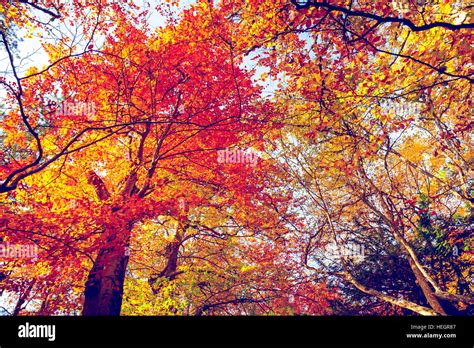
<box><xmin>0</xmin><ymin>0</ymin><xmax>472</xmax><ymax>316</ymax></box>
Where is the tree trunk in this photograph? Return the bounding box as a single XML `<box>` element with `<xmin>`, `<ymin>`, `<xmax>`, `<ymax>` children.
<box><xmin>148</xmin><ymin>234</ymin><xmax>183</xmax><ymax>295</ymax></box>
<box><xmin>82</xmin><ymin>230</ymin><xmax>130</xmax><ymax>316</ymax></box>
<box><xmin>342</xmin><ymin>271</ymin><xmax>438</xmax><ymax>316</ymax></box>
<box><xmin>82</xmin><ymin>170</ymin><xmax>134</xmax><ymax>316</ymax></box>
<box><xmin>406</xmin><ymin>257</ymin><xmax>447</xmax><ymax>315</ymax></box>
<box><xmin>388</xmin><ymin>227</ymin><xmax>447</xmax><ymax>315</ymax></box>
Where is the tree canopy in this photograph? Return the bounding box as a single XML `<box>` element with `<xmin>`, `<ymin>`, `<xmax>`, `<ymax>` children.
<box><xmin>0</xmin><ymin>0</ymin><xmax>472</xmax><ymax>316</ymax></box>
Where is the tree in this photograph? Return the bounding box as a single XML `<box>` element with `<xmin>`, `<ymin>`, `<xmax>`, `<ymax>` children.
<box><xmin>1</xmin><ymin>0</ymin><xmax>471</xmax><ymax>317</ymax></box>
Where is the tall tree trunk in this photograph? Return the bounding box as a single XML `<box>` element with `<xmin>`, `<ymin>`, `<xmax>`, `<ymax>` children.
<box><xmin>82</xmin><ymin>230</ymin><xmax>130</xmax><ymax>316</ymax></box>
<box><xmin>82</xmin><ymin>170</ymin><xmax>136</xmax><ymax>316</ymax></box>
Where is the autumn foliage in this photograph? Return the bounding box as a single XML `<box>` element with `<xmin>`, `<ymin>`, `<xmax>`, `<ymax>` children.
<box><xmin>0</xmin><ymin>0</ymin><xmax>472</xmax><ymax>316</ymax></box>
